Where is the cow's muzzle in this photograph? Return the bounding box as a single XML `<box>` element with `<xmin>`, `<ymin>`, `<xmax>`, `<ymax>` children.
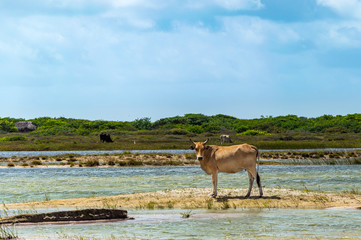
<box><xmin>197</xmin><ymin>156</ymin><xmax>203</xmax><ymax>161</ymax></box>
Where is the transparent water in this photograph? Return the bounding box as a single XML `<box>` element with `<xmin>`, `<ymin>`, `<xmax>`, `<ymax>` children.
<box><xmin>1</xmin><ymin>165</ymin><xmax>360</xmax><ymax>239</ymax></box>
<box><xmin>1</xmin><ymin>165</ymin><xmax>360</xmax><ymax>204</ymax></box>
<box><xmin>12</xmin><ymin>208</ymin><xmax>361</xmax><ymax>239</ymax></box>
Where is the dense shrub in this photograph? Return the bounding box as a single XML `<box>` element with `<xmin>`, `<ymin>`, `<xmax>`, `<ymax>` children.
<box><xmin>133</xmin><ymin>117</ymin><xmax>152</xmax><ymax>130</ymax></box>
<box><xmin>0</xmin><ymin>136</ymin><xmax>28</xmax><ymax>141</ymax></box>
<box><xmin>2</xmin><ymin>113</ymin><xmax>361</xmax><ymax>135</ymax></box>
<box><xmin>7</xmin><ymin>162</ymin><xmax>15</xmax><ymax>167</ymax></box>
<box><xmin>167</xmin><ymin>128</ymin><xmax>189</xmax><ymax>135</ymax></box>
<box><xmin>235</xmin><ymin>125</ymin><xmax>249</xmax><ymax>133</ymax></box>
<box><xmin>85</xmin><ymin>159</ymin><xmax>100</xmax><ymax>167</ymax></box>
<box><xmin>187</xmin><ymin>125</ymin><xmax>204</xmax><ymax>134</ymax></box>
<box><xmin>238</xmin><ymin>130</ymin><xmax>270</xmax><ymax>136</ymax></box>
<box><xmin>0</xmin><ymin>120</ymin><xmax>18</xmax><ymax>132</ymax></box>
<box><xmin>325</xmin><ymin>126</ymin><xmax>349</xmax><ymax>133</ymax></box>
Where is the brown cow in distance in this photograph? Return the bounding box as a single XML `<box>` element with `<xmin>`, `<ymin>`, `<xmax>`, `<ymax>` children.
<box><xmin>190</xmin><ymin>139</ymin><xmax>263</xmax><ymax>198</ymax></box>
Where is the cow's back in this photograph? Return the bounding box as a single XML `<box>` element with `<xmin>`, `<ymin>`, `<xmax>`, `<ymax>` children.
<box><xmin>214</xmin><ymin>144</ymin><xmax>258</xmax><ymax>173</ymax></box>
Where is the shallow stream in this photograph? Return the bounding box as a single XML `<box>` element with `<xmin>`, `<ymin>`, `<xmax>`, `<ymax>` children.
<box><xmin>0</xmin><ymin>165</ymin><xmax>360</xmax><ymax>204</ymax></box>
<box><xmin>1</xmin><ymin>165</ymin><xmax>360</xmax><ymax>239</ymax></box>
<box><xmin>10</xmin><ymin>208</ymin><xmax>360</xmax><ymax>239</ymax></box>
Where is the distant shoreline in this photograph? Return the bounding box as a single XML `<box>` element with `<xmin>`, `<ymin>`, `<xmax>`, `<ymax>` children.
<box><xmin>1</xmin><ymin>150</ymin><xmax>361</xmax><ymax>168</ymax></box>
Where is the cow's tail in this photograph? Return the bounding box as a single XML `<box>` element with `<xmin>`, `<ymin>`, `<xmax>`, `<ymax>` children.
<box><xmin>256</xmin><ymin>148</ymin><xmax>260</xmax><ymax>173</ymax></box>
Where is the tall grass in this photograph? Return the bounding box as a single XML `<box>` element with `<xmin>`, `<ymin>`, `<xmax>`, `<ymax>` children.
<box><xmin>0</xmin><ymin>205</ymin><xmax>18</xmax><ymax>240</ymax></box>
<box><xmin>0</xmin><ymin>224</ymin><xmax>17</xmax><ymax>240</ymax></box>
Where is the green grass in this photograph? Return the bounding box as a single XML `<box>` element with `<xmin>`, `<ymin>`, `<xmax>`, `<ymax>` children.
<box><xmin>0</xmin><ymin>136</ymin><xmax>28</xmax><ymax>141</ymax></box>
<box><xmin>0</xmin><ymin>132</ymin><xmax>361</xmax><ymax>152</ymax></box>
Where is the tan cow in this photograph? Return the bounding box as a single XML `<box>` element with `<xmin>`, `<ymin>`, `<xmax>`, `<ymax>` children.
<box><xmin>190</xmin><ymin>139</ymin><xmax>263</xmax><ymax>198</ymax></box>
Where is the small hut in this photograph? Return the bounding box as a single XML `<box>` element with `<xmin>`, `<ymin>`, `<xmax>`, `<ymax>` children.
<box><xmin>15</xmin><ymin>121</ymin><xmax>37</xmax><ymax>132</ymax></box>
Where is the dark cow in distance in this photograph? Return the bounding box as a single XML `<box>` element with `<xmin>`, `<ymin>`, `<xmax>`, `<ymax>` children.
<box><xmin>100</xmin><ymin>133</ymin><xmax>113</xmax><ymax>143</ymax></box>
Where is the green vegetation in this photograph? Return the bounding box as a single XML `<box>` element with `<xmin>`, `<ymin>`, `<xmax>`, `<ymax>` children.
<box><xmin>84</xmin><ymin>159</ymin><xmax>100</xmax><ymax>167</ymax></box>
<box><xmin>1</xmin><ymin>113</ymin><xmax>361</xmax><ymax>150</ymax></box>
<box><xmin>1</xmin><ymin>113</ymin><xmax>361</xmax><ymax>135</ymax></box>
<box><xmin>0</xmin><ymin>136</ymin><xmax>28</xmax><ymax>141</ymax></box>
<box><xmin>238</xmin><ymin>130</ymin><xmax>270</xmax><ymax>136</ymax></box>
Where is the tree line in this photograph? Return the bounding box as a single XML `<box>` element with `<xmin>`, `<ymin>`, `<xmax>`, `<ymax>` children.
<box><xmin>0</xmin><ymin>114</ymin><xmax>361</xmax><ymax>135</ymax></box>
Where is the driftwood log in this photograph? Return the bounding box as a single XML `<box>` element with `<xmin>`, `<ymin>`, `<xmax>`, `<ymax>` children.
<box><xmin>0</xmin><ymin>209</ymin><xmax>130</xmax><ymax>224</ymax></box>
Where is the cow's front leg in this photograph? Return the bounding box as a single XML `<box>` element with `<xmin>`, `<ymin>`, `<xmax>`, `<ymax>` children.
<box><xmin>211</xmin><ymin>171</ymin><xmax>218</xmax><ymax>198</ymax></box>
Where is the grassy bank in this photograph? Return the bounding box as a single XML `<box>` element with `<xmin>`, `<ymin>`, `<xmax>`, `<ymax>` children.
<box><xmin>2</xmin><ymin>150</ymin><xmax>361</xmax><ymax>168</ymax></box>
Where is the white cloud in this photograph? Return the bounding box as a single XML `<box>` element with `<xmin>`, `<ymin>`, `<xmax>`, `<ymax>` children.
<box><xmin>184</xmin><ymin>0</ymin><xmax>263</xmax><ymax>10</ymax></box>
<box><xmin>327</xmin><ymin>23</ymin><xmax>361</xmax><ymax>48</ymax></box>
<box><xmin>214</xmin><ymin>0</ymin><xmax>264</xmax><ymax>10</ymax></box>
<box><xmin>221</xmin><ymin>16</ymin><xmax>300</xmax><ymax>46</ymax></box>
<box><xmin>317</xmin><ymin>0</ymin><xmax>361</xmax><ymax>19</ymax></box>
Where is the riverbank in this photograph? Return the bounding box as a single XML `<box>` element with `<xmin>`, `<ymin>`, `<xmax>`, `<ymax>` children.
<box><xmin>4</xmin><ymin>188</ymin><xmax>361</xmax><ymax>210</ymax></box>
<box><xmin>1</xmin><ymin>150</ymin><xmax>361</xmax><ymax>168</ymax></box>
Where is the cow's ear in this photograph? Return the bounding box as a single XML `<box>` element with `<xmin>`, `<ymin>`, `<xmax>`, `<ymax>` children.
<box><xmin>190</xmin><ymin>145</ymin><xmax>195</xmax><ymax>150</ymax></box>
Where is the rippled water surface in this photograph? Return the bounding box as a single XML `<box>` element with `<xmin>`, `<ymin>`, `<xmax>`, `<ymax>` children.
<box><xmin>0</xmin><ymin>165</ymin><xmax>360</xmax><ymax>204</ymax></box>
<box><xmin>13</xmin><ymin>208</ymin><xmax>361</xmax><ymax>239</ymax></box>
<box><xmin>1</xmin><ymin>165</ymin><xmax>360</xmax><ymax>239</ymax></box>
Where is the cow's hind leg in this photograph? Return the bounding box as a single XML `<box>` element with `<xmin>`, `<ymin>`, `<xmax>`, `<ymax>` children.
<box><xmin>256</xmin><ymin>172</ymin><xmax>263</xmax><ymax>198</ymax></box>
<box><xmin>245</xmin><ymin>171</ymin><xmax>254</xmax><ymax>198</ymax></box>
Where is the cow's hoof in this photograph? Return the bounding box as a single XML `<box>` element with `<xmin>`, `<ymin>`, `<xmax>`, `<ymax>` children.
<box><xmin>244</xmin><ymin>194</ymin><xmax>250</xmax><ymax>198</ymax></box>
<box><xmin>211</xmin><ymin>194</ymin><xmax>217</xmax><ymax>198</ymax></box>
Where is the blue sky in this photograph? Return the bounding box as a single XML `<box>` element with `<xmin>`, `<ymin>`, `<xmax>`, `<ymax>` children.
<box><xmin>1</xmin><ymin>0</ymin><xmax>361</xmax><ymax>121</ymax></box>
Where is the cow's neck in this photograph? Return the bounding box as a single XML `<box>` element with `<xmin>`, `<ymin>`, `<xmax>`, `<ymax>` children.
<box><xmin>199</xmin><ymin>146</ymin><xmax>217</xmax><ymax>174</ymax></box>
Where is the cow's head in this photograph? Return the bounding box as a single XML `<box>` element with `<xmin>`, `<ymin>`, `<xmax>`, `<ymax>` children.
<box><xmin>190</xmin><ymin>139</ymin><xmax>209</xmax><ymax>161</ymax></box>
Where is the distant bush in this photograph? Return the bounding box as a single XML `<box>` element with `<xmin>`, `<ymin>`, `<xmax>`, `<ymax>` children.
<box><xmin>133</xmin><ymin>117</ymin><xmax>152</xmax><ymax>130</ymax></box>
<box><xmin>31</xmin><ymin>127</ymin><xmax>75</xmax><ymax>136</ymax></box>
<box><xmin>7</xmin><ymin>162</ymin><xmax>15</xmax><ymax>167</ymax></box>
<box><xmin>127</xmin><ymin>159</ymin><xmax>143</xmax><ymax>166</ymax></box>
<box><xmin>201</xmin><ymin>123</ymin><xmax>221</xmax><ymax>132</ymax></box>
<box><xmin>31</xmin><ymin>160</ymin><xmax>42</xmax><ymax>165</ymax></box>
<box><xmin>235</xmin><ymin>125</ymin><xmax>249</xmax><ymax>133</ymax></box>
<box><xmin>187</xmin><ymin>125</ymin><xmax>204</xmax><ymax>134</ymax></box>
<box><xmin>168</xmin><ymin>128</ymin><xmax>189</xmax><ymax>135</ymax></box>
<box><xmin>0</xmin><ymin>120</ymin><xmax>18</xmax><ymax>132</ymax></box>
<box><xmin>325</xmin><ymin>126</ymin><xmax>349</xmax><ymax>133</ymax></box>
<box><xmin>238</xmin><ymin>130</ymin><xmax>270</xmax><ymax>136</ymax></box>
<box><xmin>118</xmin><ymin>161</ymin><xmax>127</xmax><ymax>166</ymax></box>
<box><xmin>85</xmin><ymin>159</ymin><xmax>100</xmax><ymax>167</ymax></box>
<box><xmin>107</xmin><ymin>160</ymin><xmax>116</xmax><ymax>166</ymax></box>
<box><xmin>0</xmin><ymin>136</ymin><xmax>28</xmax><ymax>141</ymax></box>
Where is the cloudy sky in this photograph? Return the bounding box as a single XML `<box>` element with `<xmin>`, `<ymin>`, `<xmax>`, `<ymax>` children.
<box><xmin>1</xmin><ymin>0</ymin><xmax>361</xmax><ymax>121</ymax></box>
